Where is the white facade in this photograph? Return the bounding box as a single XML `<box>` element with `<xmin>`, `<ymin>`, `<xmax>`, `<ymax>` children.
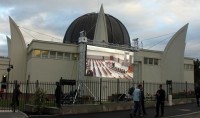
<box><xmin>8</xmin><ymin>17</ymin><xmax>27</xmax><ymax>82</ymax></box>
<box><xmin>135</xmin><ymin>49</ymin><xmax>162</xmax><ymax>83</ymax></box>
<box><xmin>26</xmin><ymin>40</ymin><xmax>79</xmax><ymax>82</ymax></box>
<box><xmin>161</xmin><ymin>24</ymin><xmax>188</xmax><ymax>83</ymax></box>
<box><xmin>183</xmin><ymin>57</ymin><xmax>194</xmax><ymax>83</ymax></box>
<box><xmin>134</xmin><ymin>49</ymin><xmax>194</xmax><ymax>83</ymax></box>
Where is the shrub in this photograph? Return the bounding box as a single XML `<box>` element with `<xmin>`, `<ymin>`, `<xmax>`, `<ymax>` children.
<box><xmin>32</xmin><ymin>87</ymin><xmax>46</xmax><ymax>114</ymax></box>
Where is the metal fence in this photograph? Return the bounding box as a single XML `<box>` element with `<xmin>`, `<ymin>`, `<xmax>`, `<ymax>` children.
<box><xmin>0</xmin><ymin>79</ymin><xmax>195</xmax><ymax>111</ymax></box>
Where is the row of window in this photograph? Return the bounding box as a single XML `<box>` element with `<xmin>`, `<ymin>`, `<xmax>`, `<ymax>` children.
<box><xmin>32</xmin><ymin>49</ymin><xmax>79</xmax><ymax>60</ymax></box>
<box><xmin>144</xmin><ymin>57</ymin><xmax>159</xmax><ymax>65</ymax></box>
<box><xmin>144</xmin><ymin>57</ymin><xmax>193</xmax><ymax>70</ymax></box>
<box><xmin>184</xmin><ymin>64</ymin><xmax>193</xmax><ymax>70</ymax></box>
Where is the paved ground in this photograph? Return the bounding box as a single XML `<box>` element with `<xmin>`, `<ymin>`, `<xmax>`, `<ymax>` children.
<box><xmin>28</xmin><ymin>103</ymin><xmax>200</xmax><ymax>118</ymax></box>
<box><xmin>0</xmin><ymin>110</ymin><xmax>28</xmax><ymax>118</ymax></box>
<box><xmin>166</xmin><ymin>111</ymin><xmax>200</xmax><ymax>118</ymax></box>
<box><xmin>1</xmin><ymin>103</ymin><xmax>200</xmax><ymax>118</ymax></box>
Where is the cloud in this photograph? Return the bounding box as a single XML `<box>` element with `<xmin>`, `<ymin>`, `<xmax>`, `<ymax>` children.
<box><xmin>0</xmin><ymin>44</ymin><xmax>8</xmax><ymax>56</ymax></box>
<box><xmin>0</xmin><ymin>0</ymin><xmax>200</xmax><ymax>59</ymax></box>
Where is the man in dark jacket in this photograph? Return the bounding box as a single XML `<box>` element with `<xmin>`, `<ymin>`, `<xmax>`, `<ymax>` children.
<box><xmin>10</xmin><ymin>84</ymin><xmax>22</xmax><ymax>108</ymax></box>
<box><xmin>155</xmin><ymin>84</ymin><xmax>165</xmax><ymax>117</ymax></box>
<box><xmin>55</xmin><ymin>82</ymin><xmax>63</xmax><ymax>108</ymax></box>
<box><xmin>195</xmin><ymin>85</ymin><xmax>200</xmax><ymax>107</ymax></box>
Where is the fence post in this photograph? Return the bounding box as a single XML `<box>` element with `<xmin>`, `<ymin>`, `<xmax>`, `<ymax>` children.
<box><xmin>13</xmin><ymin>80</ymin><xmax>18</xmax><ymax>113</ymax></box>
<box><xmin>166</xmin><ymin>83</ymin><xmax>168</xmax><ymax>101</ymax></box>
<box><xmin>143</xmin><ymin>80</ymin><xmax>144</xmax><ymax>95</ymax></box>
<box><xmin>25</xmin><ymin>79</ymin><xmax>29</xmax><ymax>104</ymax></box>
<box><xmin>116</xmin><ymin>79</ymin><xmax>119</xmax><ymax>103</ymax></box>
<box><xmin>99</xmin><ymin>78</ymin><xmax>102</xmax><ymax>104</ymax></box>
<box><xmin>36</xmin><ymin>80</ymin><xmax>39</xmax><ymax>88</ymax></box>
<box><xmin>186</xmin><ymin>81</ymin><xmax>187</xmax><ymax>98</ymax></box>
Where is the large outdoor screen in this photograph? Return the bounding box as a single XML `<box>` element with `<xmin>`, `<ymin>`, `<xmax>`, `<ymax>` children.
<box><xmin>86</xmin><ymin>45</ymin><xmax>134</xmax><ymax>79</ymax></box>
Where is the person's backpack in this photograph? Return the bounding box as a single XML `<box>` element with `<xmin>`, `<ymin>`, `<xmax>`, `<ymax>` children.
<box><xmin>128</xmin><ymin>87</ymin><xmax>134</xmax><ymax>96</ymax></box>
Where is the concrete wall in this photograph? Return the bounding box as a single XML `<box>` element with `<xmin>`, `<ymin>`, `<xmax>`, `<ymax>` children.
<box><xmin>27</xmin><ymin>58</ymin><xmax>78</xmax><ymax>82</ymax></box>
<box><xmin>9</xmin><ymin>17</ymin><xmax>27</xmax><ymax>82</ymax></box>
<box><xmin>135</xmin><ymin>50</ymin><xmax>162</xmax><ymax>83</ymax></box>
<box><xmin>161</xmin><ymin>24</ymin><xmax>188</xmax><ymax>83</ymax></box>
<box><xmin>184</xmin><ymin>58</ymin><xmax>194</xmax><ymax>83</ymax></box>
<box><xmin>26</xmin><ymin>40</ymin><xmax>79</xmax><ymax>82</ymax></box>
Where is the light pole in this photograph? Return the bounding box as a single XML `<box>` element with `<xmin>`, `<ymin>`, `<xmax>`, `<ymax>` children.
<box><xmin>132</xmin><ymin>38</ymin><xmax>139</xmax><ymax>83</ymax></box>
<box><xmin>6</xmin><ymin>59</ymin><xmax>13</xmax><ymax>98</ymax></box>
<box><xmin>7</xmin><ymin>59</ymin><xmax>13</xmax><ymax>83</ymax></box>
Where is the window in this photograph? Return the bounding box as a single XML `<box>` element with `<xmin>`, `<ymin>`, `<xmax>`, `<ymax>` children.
<box><xmin>33</xmin><ymin>49</ymin><xmax>41</xmax><ymax>57</ymax></box>
<box><xmin>149</xmin><ymin>58</ymin><xmax>153</xmax><ymax>65</ymax></box>
<box><xmin>144</xmin><ymin>57</ymin><xmax>159</xmax><ymax>65</ymax></box>
<box><xmin>41</xmin><ymin>50</ymin><xmax>49</xmax><ymax>58</ymax></box>
<box><xmin>64</xmin><ymin>52</ymin><xmax>70</xmax><ymax>60</ymax></box>
<box><xmin>184</xmin><ymin>64</ymin><xmax>194</xmax><ymax>70</ymax></box>
<box><xmin>144</xmin><ymin>57</ymin><xmax>148</xmax><ymax>64</ymax></box>
<box><xmin>184</xmin><ymin>64</ymin><xmax>187</xmax><ymax>69</ymax></box>
<box><xmin>57</xmin><ymin>52</ymin><xmax>63</xmax><ymax>59</ymax></box>
<box><xmin>72</xmin><ymin>53</ymin><xmax>78</xmax><ymax>60</ymax></box>
<box><xmin>190</xmin><ymin>65</ymin><xmax>194</xmax><ymax>70</ymax></box>
<box><xmin>186</xmin><ymin>64</ymin><xmax>189</xmax><ymax>70</ymax></box>
<box><xmin>50</xmin><ymin>51</ymin><xmax>56</xmax><ymax>59</ymax></box>
<box><xmin>154</xmin><ymin>59</ymin><xmax>158</xmax><ymax>65</ymax></box>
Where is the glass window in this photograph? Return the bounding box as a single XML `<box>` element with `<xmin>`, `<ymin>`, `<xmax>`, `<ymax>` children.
<box><xmin>57</xmin><ymin>52</ymin><xmax>63</xmax><ymax>59</ymax></box>
<box><xmin>144</xmin><ymin>57</ymin><xmax>148</xmax><ymax>64</ymax></box>
<box><xmin>154</xmin><ymin>59</ymin><xmax>158</xmax><ymax>65</ymax></box>
<box><xmin>190</xmin><ymin>65</ymin><xmax>194</xmax><ymax>70</ymax></box>
<box><xmin>33</xmin><ymin>49</ymin><xmax>41</xmax><ymax>57</ymax></box>
<box><xmin>50</xmin><ymin>51</ymin><xmax>56</xmax><ymax>59</ymax></box>
<box><xmin>189</xmin><ymin>64</ymin><xmax>193</xmax><ymax>70</ymax></box>
<box><xmin>149</xmin><ymin>58</ymin><xmax>153</xmax><ymax>64</ymax></box>
<box><xmin>184</xmin><ymin>64</ymin><xmax>187</xmax><ymax>70</ymax></box>
<box><xmin>72</xmin><ymin>53</ymin><xmax>78</xmax><ymax>60</ymax></box>
<box><xmin>41</xmin><ymin>50</ymin><xmax>49</xmax><ymax>58</ymax></box>
<box><xmin>186</xmin><ymin>64</ymin><xmax>189</xmax><ymax>70</ymax></box>
<box><xmin>64</xmin><ymin>52</ymin><xmax>70</xmax><ymax>60</ymax></box>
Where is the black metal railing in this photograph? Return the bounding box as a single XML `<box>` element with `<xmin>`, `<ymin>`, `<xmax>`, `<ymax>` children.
<box><xmin>0</xmin><ymin>79</ymin><xmax>195</xmax><ymax>111</ymax></box>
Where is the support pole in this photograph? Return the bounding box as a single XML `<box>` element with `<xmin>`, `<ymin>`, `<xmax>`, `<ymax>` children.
<box><xmin>133</xmin><ymin>38</ymin><xmax>140</xmax><ymax>83</ymax></box>
<box><xmin>73</xmin><ymin>31</ymin><xmax>87</xmax><ymax>104</ymax></box>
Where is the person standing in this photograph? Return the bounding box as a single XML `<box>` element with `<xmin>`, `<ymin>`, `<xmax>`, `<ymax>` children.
<box><xmin>195</xmin><ymin>85</ymin><xmax>200</xmax><ymax>107</ymax></box>
<box><xmin>130</xmin><ymin>84</ymin><xmax>143</xmax><ymax>117</ymax></box>
<box><xmin>55</xmin><ymin>82</ymin><xmax>63</xmax><ymax>108</ymax></box>
<box><xmin>10</xmin><ymin>84</ymin><xmax>22</xmax><ymax>109</ymax></box>
<box><xmin>140</xmin><ymin>85</ymin><xmax>147</xmax><ymax>115</ymax></box>
<box><xmin>155</xmin><ymin>84</ymin><xmax>165</xmax><ymax>117</ymax></box>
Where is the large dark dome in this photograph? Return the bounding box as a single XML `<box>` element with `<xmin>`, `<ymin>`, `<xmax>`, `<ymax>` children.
<box><xmin>63</xmin><ymin>13</ymin><xmax>130</xmax><ymax>46</ymax></box>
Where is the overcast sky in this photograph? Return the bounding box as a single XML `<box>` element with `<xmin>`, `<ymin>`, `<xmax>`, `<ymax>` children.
<box><xmin>0</xmin><ymin>0</ymin><xmax>200</xmax><ymax>59</ymax></box>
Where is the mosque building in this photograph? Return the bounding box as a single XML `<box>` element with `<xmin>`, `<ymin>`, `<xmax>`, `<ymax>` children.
<box><xmin>0</xmin><ymin>5</ymin><xmax>194</xmax><ymax>86</ymax></box>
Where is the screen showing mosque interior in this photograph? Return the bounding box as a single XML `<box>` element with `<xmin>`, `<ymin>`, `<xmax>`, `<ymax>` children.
<box><xmin>86</xmin><ymin>45</ymin><xmax>134</xmax><ymax>79</ymax></box>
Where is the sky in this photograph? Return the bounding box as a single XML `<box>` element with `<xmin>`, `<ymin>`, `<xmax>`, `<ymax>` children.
<box><xmin>0</xmin><ymin>0</ymin><xmax>200</xmax><ymax>59</ymax></box>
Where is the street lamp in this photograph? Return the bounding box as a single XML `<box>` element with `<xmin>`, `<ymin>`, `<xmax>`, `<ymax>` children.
<box><xmin>7</xmin><ymin>61</ymin><xmax>13</xmax><ymax>83</ymax></box>
<box><xmin>5</xmin><ymin>59</ymin><xmax>13</xmax><ymax>99</ymax></box>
